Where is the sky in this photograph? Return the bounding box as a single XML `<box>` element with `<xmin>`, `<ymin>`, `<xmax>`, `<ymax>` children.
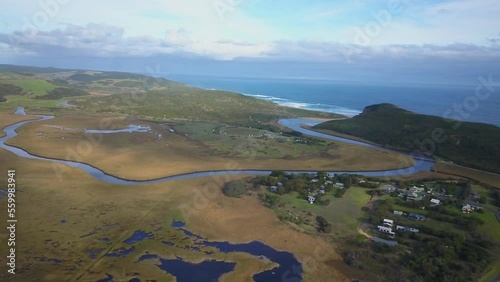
<box><xmin>0</xmin><ymin>0</ymin><xmax>499</xmax><ymax>84</ymax></box>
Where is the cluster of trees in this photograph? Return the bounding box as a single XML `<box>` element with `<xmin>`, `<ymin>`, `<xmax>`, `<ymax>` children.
<box><xmin>358</xmin><ymin>181</ymin><xmax>380</xmax><ymax>188</ymax></box>
<box><xmin>0</xmin><ymin>83</ymin><xmax>24</xmax><ymax>102</ymax></box>
<box><xmin>252</xmin><ymin>171</ymin><xmax>360</xmax><ymax>200</ymax></box>
<box><xmin>334</xmin><ymin>175</ymin><xmax>356</xmax><ymax>198</ymax></box>
<box><xmin>222</xmin><ymin>180</ymin><xmax>247</xmax><ymax>198</ymax></box>
<box><xmin>401</xmin><ymin>237</ymin><xmax>492</xmax><ymax>281</ymax></box>
<box><xmin>316</xmin><ymin>216</ymin><xmax>332</xmax><ymax>233</ymax></box>
<box><xmin>491</xmin><ymin>190</ymin><xmax>500</xmax><ymax>207</ymax></box>
<box><xmin>259</xmin><ymin>193</ymin><xmax>279</xmax><ymax>207</ymax></box>
<box><xmin>35</xmin><ymin>87</ymin><xmax>89</xmax><ymax>100</ymax></box>
<box><xmin>428</xmin><ymin>211</ymin><xmax>484</xmax><ymax>231</ymax></box>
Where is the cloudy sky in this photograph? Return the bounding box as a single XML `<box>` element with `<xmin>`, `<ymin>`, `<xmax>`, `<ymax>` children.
<box><xmin>1</xmin><ymin>0</ymin><xmax>499</xmax><ymax>83</ymax></box>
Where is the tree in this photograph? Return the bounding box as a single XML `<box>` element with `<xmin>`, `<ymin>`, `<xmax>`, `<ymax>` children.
<box><xmin>222</xmin><ymin>180</ymin><xmax>247</xmax><ymax>197</ymax></box>
<box><xmin>277</xmin><ymin>186</ymin><xmax>286</xmax><ymax>195</ymax></box>
<box><xmin>316</xmin><ymin>216</ymin><xmax>332</xmax><ymax>233</ymax></box>
<box><xmin>270</xmin><ymin>170</ymin><xmax>286</xmax><ymax>177</ymax></box>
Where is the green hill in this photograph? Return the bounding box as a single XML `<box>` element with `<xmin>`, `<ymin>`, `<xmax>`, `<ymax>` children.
<box><xmin>314</xmin><ymin>103</ymin><xmax>500</xmax><ymax>173</ymax></box>
<box><xmin>0</xmin><ymin>64</ymin><xmax>342</xmax><ymax>126</ymax></box>
<box><xmin>74</xmin><ymin>88</ymin><xmax>340</xmax><ymax>127</ymax></box>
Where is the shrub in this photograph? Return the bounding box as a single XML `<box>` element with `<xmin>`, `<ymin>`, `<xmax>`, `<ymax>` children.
<box><xmin>222</xmin><ymin>180</ymin><xmax>247</xmax><ymax>197</ymax></box>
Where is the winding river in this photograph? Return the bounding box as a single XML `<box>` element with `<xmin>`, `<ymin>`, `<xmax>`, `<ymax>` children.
<box><xmin>0</xmin><ymin>108</ymin><xmax>435</xmax><ymax>185</ymax></box>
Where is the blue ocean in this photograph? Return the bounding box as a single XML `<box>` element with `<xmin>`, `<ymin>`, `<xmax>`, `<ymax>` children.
<box><xmin>165</xmin><ymin>74</ymin><xmax>500</xmax><ymax>127</ymax></box>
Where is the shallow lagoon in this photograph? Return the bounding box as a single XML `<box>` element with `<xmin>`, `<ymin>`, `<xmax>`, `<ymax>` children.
<box><xmin>84</xmin><ymin>125</ymin><xmax>151</xmax><ymax>134</ymax></box>
<box><xmin>134</xmin><ymin>221</ymin><xmax>303</xmax><ymax>281</ymax></box>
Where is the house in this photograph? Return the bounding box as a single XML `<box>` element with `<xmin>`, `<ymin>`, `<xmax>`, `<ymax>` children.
<box><xmin>270</xmin><ymin>186</ymin><xmax>278</xmax><ymax>193</ymax></box>
<box><xmin>393</xmin><ymin>210</ymin><xmax>404</xmax><ymax>216</ymax></box>
<box><xmin>408</xmin><ymin>213</ymin><xmax>426</xmax><ymax>221</ymax></box>
<box><xmin>263</xmin><ymin>133</ymin><xmax>275</xmax><ymax>140</ymax></box>
<box><xmin>310</xmin><ymin>179</ymin><xmax>319</xmax><ymax>183</ymax></box>
<box><xmin>325</xmin><ymin>181</ymin><xmax>333</xmax><ymax>185</ymax></box>
<box><xmin>383</xmin><ymin>219</ymin><xmax>394</xmax><ymax>228</ymax></box>
<box><xmin>277</xmin><ymin>182</ymin><xmax>284</xmax><ymax>187</ymax></box>
<box><xmin>430</xmin><ymin>198</ymin><xmax>441</xmax><ymax>206</ymax></box>
<box><xmin>396</xmin><ymin>225</ymin><xmax>419</xmax><ymax>233</ymax></box>
<box><xmin>377</xmin><ymin>226</ymin><xmax>396</xmax><ymax>238</ymax></box>
<box><xmin>462</xmin><ymin>204</ymin><xmax>473</xmax><ymax>213</ymax></box>
<box><xmin>318</xmin><ymin>189</ymin><xmax>326</xmax><ymax>195</ymax></box>
<box><xmin>307</xmin><ymin>196</ymin><xmax>316</xmax><ymax>204</ymax></box>
<box><xmin>333</xmin><ymin>183</ymin><xmax>344</xmax><ymax>189</ymax></box>
<box><xmin>407</xmin><ymin>192</ymin><xmax>425</xmax><ymax>201</ymax></box>
<box><xmin>408</xmin><ymin>186</ymin><xmax>425</xmax><ymax>193</ymax></box>
<box><xmin>381</xmin><ymin>184</ymin><xmax>397</xmax><ymax>193</ymax></box>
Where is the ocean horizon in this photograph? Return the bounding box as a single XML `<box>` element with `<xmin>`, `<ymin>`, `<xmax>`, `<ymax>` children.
<box><xmin>164</xmin><ymin>74</ymin><xmax>500</xmax><ymax>127</ymax></box>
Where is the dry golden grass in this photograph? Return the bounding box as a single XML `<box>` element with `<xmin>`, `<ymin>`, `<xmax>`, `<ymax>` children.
<box><xmin>433</xmin><ymin>161</ymin><xmax>500</xmax><ymax>188</ymax></box>
<box><xmin>0</xmin><ymin>149</ymin><xmax>348</xmax><ymax>281</ymax></box>
<box><xmin>7</xmin><ymin>114</ymin><xmax>414</xmax><ymax>180</ymax></box>
<box><xmin>185</xmin><ymin>180</ymin><xmax>348</xmax><ymax>281</ymax></box>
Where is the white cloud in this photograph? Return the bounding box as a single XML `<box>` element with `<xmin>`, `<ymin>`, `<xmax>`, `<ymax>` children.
<box><xmin>0</xmin><ymin>0</ymin><xmax>499</xmax><ymax>62</ymax></box>
<box><xmin>2</xmin><ymin>23</ymin><xmax>499</xmax><ymax>63</ymax></box>
<box><xmin>1</xmin><ymin>23</ymin><xmax>272</xmax><ymax>60</ymax></box>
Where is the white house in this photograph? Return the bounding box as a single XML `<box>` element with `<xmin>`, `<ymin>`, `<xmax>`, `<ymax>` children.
<box><xmin>307</xmin><ymin>196</ymin><xmax>316</xmax><ymax>204</ymax></box>
<box><xmin>377</xmin><ymin>226</ymin><xmax>396</xmax><ymax>238</ymax></box>
<box><xmin>462</xmin><ymin>204</ymin><xmax>473</xmax><ymax>213</ymax></box>
<box><xmin>333</xmin><ymin>183</ymin><xmax>344</xmax><ymax>189</ymax></box>
<box><xmin>383</xmin><ymin>219</ymin><xmax>394</xmax><ymax>227</ymax></box>
<box><xmin>430</xmin><ymin>198</ymin><xmax>440</xmax><ymax>206</ymax></box>
<box><xmin>393</xmin><ymin>210</ymin><xmax>403</xmax><ymax>216</ymax></box>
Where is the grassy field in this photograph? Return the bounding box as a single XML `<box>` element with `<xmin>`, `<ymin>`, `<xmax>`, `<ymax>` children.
<box><xmin>0</xmin><ymin>79</ymin><xmax>57</xmax><ymax>96</ymax></box>
<box><xmin>274</xmin><ymin>187</ymin><xmax>372</xmax><ymax>235</ymax></box>
<box><xmin>312</xmin><ymin>187</ymin><xmax>371</xmax><ymax>232</ymax></box>
<box><xmin>473</xmin><ymin>211</ymin><xmax>500</xmax><ymax>242</ymax></box>
<box><xmin>480</xmin><ymin>260</ymin><xmax>500</xmax><ymax>282</ymax></box>
<box><xmin>0</xmin><ymin>96</ymin><xmax>63</xmax><ymax>112</ymax></box>
<box><xmin>5</xmin><ymin>113</ymin><xmax>414</xmax><ymax>180</ymax></box>
<box><xmin>0</xmin><ymin>150</ymin><xmax>348</xmax><ymax>282</ymax></box>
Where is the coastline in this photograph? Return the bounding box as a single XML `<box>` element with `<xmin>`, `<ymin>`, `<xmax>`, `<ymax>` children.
<box><xmin>165</xmin><ymin>74</ymin><xmax>500</xmax><ymax>127</ymax></box>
